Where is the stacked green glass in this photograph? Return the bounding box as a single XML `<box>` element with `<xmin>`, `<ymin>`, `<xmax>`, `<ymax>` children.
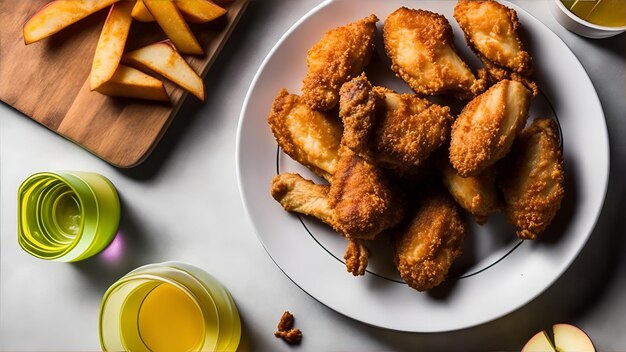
<box><xmin>18</xmin><ymin>171</ymin><xmax>120</xmax><ymax>262</ymax></box>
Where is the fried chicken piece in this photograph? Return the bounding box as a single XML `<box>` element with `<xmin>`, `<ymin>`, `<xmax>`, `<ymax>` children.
<box><xmin>329</xmin><ymin>146</ymin><xmax>404</xmax><ymax>240</ymax></box>
<box><xmin>268</xmin><ymin>89</ymin><xmax>342</xmax><ymax>182</ymax></box>
<box><xmin>344</xmin><ymin>239</ymin><xmax>370</xmax><ymax>276</ymax></box>
<box><xmin>372</xmin><ymin>87</ymin><xmax>454</xmax><ymax>174</ymax></box>
<box><xmin>338</xmin><ymin>73</ymin><xmax>378</xmax><ymax>160</ymax></box>
<box><xmin>454</xmin><ymin>0</ymin><xmax>537</xmax><ymax>94</ymax></box>
<box><xmin>383</xmin><ymin>7</ymin><xmax>485</xmax><ymax>99</ymax></box>
<box><xmin>301</xmin><ymin>14</ymin><xmax>378</xmax><ymax>111</ymax></box>
<box><xmin>392</xmin><ymin>192</ymin><xmax>466</xmax><ymax>291</ymax></box>
<box><xmin>449</xmin><ymin>79</ymin><xmax>532</xmax><ymax>177</ymax></box>
<box><xmin>439</xmin><ymin>157</ymin><xmax>498</xmax><ymax>225</ymax></box>
<box><xmin>454</xmin><ymin>0</ymin><xmax>532</xmax><ymax>76</ymax></box>
<box><xmin>274</xmin><ymin>311</ymin><xmax>302</xmax><ymax>345</ymax></box>
<box><xmin>498</xmin><ymin>118</ymin><xmax>565</xmax><ymax>240</ymax></box>
<box><xmin>271</xmin><ymin>173</ymin><xmax>334</xmax><ymax>227</ymax></box>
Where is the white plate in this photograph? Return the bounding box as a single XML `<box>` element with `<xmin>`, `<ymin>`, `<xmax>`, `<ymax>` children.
<box><xmin>236</xmin><ymin>0</ymin><xmax>609</xmax><ymax>332</ymax></box>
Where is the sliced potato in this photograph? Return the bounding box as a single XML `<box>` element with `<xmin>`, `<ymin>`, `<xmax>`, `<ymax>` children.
<box><xmin>23</xmin><ymin>0</ymin><xmax>118</xmax><ymax>44</ymax></box>
<box><xmin>175</xmin><ymin>0</ymin><xmax>227</xmax><ymax>23</ymax></box>
<box><xmin>143</xmin><ymin>0</ymin><xmax>203</xmax><ymax>55</ymax></box>
<box><xmin>90</xmin><ymin>1</ymin><xmax>134</xmax><ymax>90</ymax></box>
<box><xmin>123</xmin><ymin>41</ymin><xmax>204</xmax><ymax>101</ymax></box>
<box><xmin>131</xmin><ymin>0</ymin><xmax>155</xmax><ymax>22</ymax></box>
<box><xmin>95</xmin><ymin>64</ymin><xmax>169</xmax><ymax>101</ymax></box>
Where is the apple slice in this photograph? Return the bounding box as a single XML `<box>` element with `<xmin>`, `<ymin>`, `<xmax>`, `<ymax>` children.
<box><xmin>175</xmin><ymin>0</ymin><xmax>227</xmax><ymax>23</ymax></box>
<box><xmin>122</xmin><ymin>41</ymin><xmax>204</xmax><ymax>101</ymax></box>
<box><xmin>23</xmin><ymin>0</ymin><xmax>118</xmax><ymax>44</ymax></box>
<box><xmin>553</xmin><ymin>324</ymin><xmax>595</xmax><ymax>352</ymax></box>
<box><xmin>521</xmin><ymin>330</ymin><xmax>556</xmax><ymax>352</ymax></box>
<box><xmin>90</xmin><ymin>1</ymin><xmax>134</xmax><ymax>90</ymax></box>
<box><xmin>142</xmin><ymin>0</ymin><xmax>203</xmax><ymax>55</ymax></box>
<box><xmin>94</xmin><ymin>65</ymin><xmax>169</xmax><ymax>101</ymax></box>
<box><xmin>131</xmin><ymin>0</ymin><xmax>155</xmax><ymax>22</ymax></box>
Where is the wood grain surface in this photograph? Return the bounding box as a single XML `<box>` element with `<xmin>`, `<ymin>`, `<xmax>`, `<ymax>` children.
<box><xmin>0</xmin><ymin>0</ymin><xmax>248</xmax><ymax>167</ymax></box>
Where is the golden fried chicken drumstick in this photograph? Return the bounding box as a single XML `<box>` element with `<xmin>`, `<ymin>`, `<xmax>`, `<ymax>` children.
<box><xmin>392</xmin><ymin>192</ymin><xmax>466</xmax><ymax>292</ymax></box>
<box><xmin>268</xmin><ymin>89</ymin><xmax>342</xmax><ymax>182</ymax></box>
<box><xmin>329</xmin><ymin>145</ymin><xmax>404</xmax><ymax>241</ymax></box>
<box><xmin>301</xmin><ymin>14</ymin><xmax>378</xmax><ymax>111</ymax></box>
<box><xmin>383</xmin><ymin>7</ymin><xmax>485</xmax><ymax>99</ymax></box>
<box><xmin>449</xmin><ymin>79</ymin><xmax>532</xmax><ymax>177</ymax></box>
<box><xmin>338</xmin><ymin>73</ymin><xmax>379</xmax><ymax>160</ymax></box>
<box><xmin>498</xmin><ymin>118</ymin><xmax>565</xmax><ymax>240</ymax></box>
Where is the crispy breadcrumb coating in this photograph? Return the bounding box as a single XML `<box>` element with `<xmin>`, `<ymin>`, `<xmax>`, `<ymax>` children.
<box><xmin>268</xmin><ymin>89</ymin><xmax>342</xmax><ymax>182</ymax></box>
<box><xmin>344</xmin><ymin>239</ymin><xmax>370</xmax><ymax>276</ymax></box>
<box><xmin>329</xmin><ymin>146</ymin><xmax>404</xmax><ymax>240</ymax></box>
<box><xmin>498</xmin><ymin>118</ymin><xmax>565</xmax><ymax>240</ymax></box>
<box><xmin>274</xmin><ymin>311</ymin><xmax>302</xmax><ymax>345</ymax></box>
<box><xmin>392</xmin><ymin>192</ymin><xmax>466</xmax><ymax>291</ymax></box>
<box><xmin>302</xmin><ymin>14</ymin><xmax>378</xmax><ymax>111</ymax></box>
<box><xmin>339</xmin><ymin>73</ymin><xmax>378</xmax><ymax>160</ymax></box>
<box><xmin>373</xmin><ymin>87</ymin><xmax>454</xmax><ymax>173</ymax></box>
<box><xmin>449</xmin><ymin>79</ymin><xmax>532</xmax><ymax>177</ymax></box>
<box><xmin>383</xmin><ymin>7</ymin><xmax>485</xmax><ymax>99</ymax></box>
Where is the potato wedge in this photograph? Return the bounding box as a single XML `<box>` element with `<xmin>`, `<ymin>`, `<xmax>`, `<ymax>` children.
<box><xmin>131</xmin><ymin>0</ymin><xmax>155</xmax><ymax>22</ymax></box>
<box><xmin>95</xmin><ymin>65</ymin><xmax>169</xmax><ymax>101</ymax></box>
<box><xmin>90</xmin><ymin>1</ymin><xmax>134</xmax><ymax>90</ymax></box>
<box><xmin>123</xmin><ymin>41</ymin><xmax>204</xmax><ymax>101</ymax></box>
<box><xmin>23</xmin><ymin>0</ymin><xmax>118</xmax><ymax>44</ymax></box>
<box><xmin>143</xmin><ymin>0</ymin><xmax>203</xmax><ymax>55</ymax></box>
<box><xmin>175</xmin><ymin>0</ymin><xmax>227</xmax><ymax>23</ymax></box>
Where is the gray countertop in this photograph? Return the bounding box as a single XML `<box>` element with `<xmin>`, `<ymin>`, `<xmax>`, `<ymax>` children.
<box><xmin>1</xmin><ymin>1</ymin><xmax>625</xmax><ymax>351</ymax></box>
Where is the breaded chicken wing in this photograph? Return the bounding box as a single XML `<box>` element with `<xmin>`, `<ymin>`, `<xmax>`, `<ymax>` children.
<box><xmin>449</xmin><ymin>79</ymin><xmax>532</xmax><ymax>177</ymax></box>
<box><xmin>498</xmin><ymin>118</ymin><xmax>565</xmax><ymax>240</ymax></box>
<box><xmin>338</xmin><ymin>73</ymin><xmax>378</xmax><ymax>160</ymax></box>
<box><xmin>301</xmin><ymin>14</ymin><xmax>378</xmax><ymax>111</ymax></box>
<box><xmin>271</xmin><ymin>173</ymin><xmax>334</xmax><ymax>225</ymax></box>
<box><xmin>392</xmin><ymin>192</ymin><xmax>466</xmax><ymax>291</ymax></box>
<box><xmin>329</xmin><ymin>146</ymin><xmax>404</xmax><ymax>241</ymax></box>
<box><xmin>454</xmin><ymin>0</ymin><xmax>536</xmax><ymax>93</ymax></box>
<box><xmin>439</xmin><ymin>157</ymin><xmax>498</xmax><ymax>225</ymax></box>
<box><xmin>372</xmin><ymin>87</ymin><xmax>454</xmax><ymax>174</ymax></box>
<box><xmin>383</xmin><ymin>7</ymin><xmax>485</xmax><ymax>99</ymax></box>
<box><xmin>268</xmin><ymin>89</ymin><xmax>343</xmax><ymax>182</ymax></box>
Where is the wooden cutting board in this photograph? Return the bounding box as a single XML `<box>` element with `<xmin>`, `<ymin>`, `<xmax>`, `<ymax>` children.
<box><xmin>0</xmin><ymin>0</ymin><xmax>248</xmax><ymax>167</ymax></box>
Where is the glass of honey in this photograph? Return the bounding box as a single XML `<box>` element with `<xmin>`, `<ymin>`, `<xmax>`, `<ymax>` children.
<box><xmin>18</xmin><ymin>171</ymin><xmax>120</xmax><ymax>262</ymax></box>
<box><xmin>551</xmin><ymin>0</ymin><xmax>626</xmax><ymax>38</ymax></box>
<box><xmin>99</xmin><ymin>262</ymin><xmax>241</xmax><ymax>352</ymax></box>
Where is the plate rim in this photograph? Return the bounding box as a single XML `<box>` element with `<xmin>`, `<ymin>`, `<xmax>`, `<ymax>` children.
<box><xmin>236</xmin><ymin>0</ymin><xmax>610</xmax><ymax>332</ymax></box>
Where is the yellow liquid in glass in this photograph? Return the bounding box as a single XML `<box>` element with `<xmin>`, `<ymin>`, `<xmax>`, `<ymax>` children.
<box><xmin>138</xmin><ymin>283</ymin><xmax>205</xmax><ymax>352</ymax></box>
<box><xmin>53</xmin><ymin>192</ymin><xmax>81</xmax><ymax>239</ymax></box>
<box><xmin>561</xmin><ymin>0</ymin><xmax>626</xmax><ymax>27</ymax></box>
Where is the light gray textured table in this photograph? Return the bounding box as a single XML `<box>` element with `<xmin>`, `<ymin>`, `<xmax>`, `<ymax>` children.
<box><xmin>1</xmin><ymin>1</ymin><xmax>624</xmax><ymax>351</ymax></box>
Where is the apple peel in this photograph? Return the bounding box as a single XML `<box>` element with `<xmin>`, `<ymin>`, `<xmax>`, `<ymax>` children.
<box><xmin>522</xmin><ymin>324</ymin><xmax>595</xmax><ymax>352</ymax></box>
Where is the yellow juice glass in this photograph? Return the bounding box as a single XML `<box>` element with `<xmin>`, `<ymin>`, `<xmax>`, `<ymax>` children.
<box><xmin>100</xmin><ymin>262</ymin><xmax>241</xmax><ymax>352</ymax></box>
